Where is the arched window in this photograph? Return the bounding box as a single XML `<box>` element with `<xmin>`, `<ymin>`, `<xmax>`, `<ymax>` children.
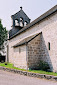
<box><xmin>15</xmin><ymin>19</ymin><xmax>19</xmax><ymax>26</ymax></box>
<box><xmin>24</xmin><ymin>21</ymin><xmax>27</xmax><ymax>26</ymax></box>
<box><xmin>20</xmin><ymin>18</ymin><xmax>23</xmax><ymax>27</ymax></box>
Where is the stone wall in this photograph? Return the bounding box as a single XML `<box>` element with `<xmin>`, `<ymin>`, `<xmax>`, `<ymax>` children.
<box><xmin>40</xmin><ymin>34</ymin><xmax>53</xmax><ymax>71</ymax></box>
<box><xmin>27</xmin><ymin>34</ymin><xmax>42</xmax><ymax>69</ymax></box>
<box><xmin>0</xmin><ymin>66</ymin><xmax>57</xmax><ymax>81</ymax></box>
<box><xmin>27</xmin><ymin>33</ymin><xmax>53</xmax><ymax>71</ymax></box>
<box><xmin>10</xmin><ymin>45</ymin><xmax>27</xmax><ymax>69</ymax></box>
<box><xmin>42</xmin><ymin>13</ymin><xmax>57</xmax><ymax>72</ymax></box>
<box><xmin>8</xmin><ymin>12</ymin><xmax>57</xmax><ymax>71</ymax></box>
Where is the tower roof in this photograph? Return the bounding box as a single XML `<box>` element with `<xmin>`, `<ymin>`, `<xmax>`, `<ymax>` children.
<box><xmin>11</xmin><ymin>7</ymin><xmax>31</xmax><ymax>24</ymax></box>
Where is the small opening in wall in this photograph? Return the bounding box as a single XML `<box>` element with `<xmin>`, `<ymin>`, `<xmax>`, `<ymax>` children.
<box><xmin>24</xmin><ymin>21</ymin><xmax>27</xmax><ymax>26</ymax></box>
<box><xmin>15</xmin><ymin>19</ymin><xmax>19</xmax><ymax>26</ymax></box>
<box><xmin>48</xmin><ymin>42</ymin><xmax>50</xmax><ymax>50</ymax></box>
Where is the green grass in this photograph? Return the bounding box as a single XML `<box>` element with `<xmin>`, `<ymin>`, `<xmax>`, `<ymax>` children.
<box><xmin>0</xmin><ymin>62</ymin><xmax>57</xmax><ymax>76</ymax></box>
<box><xmin>28</xmin><ymin>70</ymin><xmax>57</xmax><ymax>76</ymax></box>
<box><xmin>0</xmin><ymin>62</ymin><xmax>26</xmax><ymax>71</ymax></box>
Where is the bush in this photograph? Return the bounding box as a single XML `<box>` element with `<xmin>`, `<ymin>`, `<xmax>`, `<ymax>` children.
<box><xmin>38</xmin><ymin>61</ymin><xmax>50</xmax><ymax>71</ymax></box>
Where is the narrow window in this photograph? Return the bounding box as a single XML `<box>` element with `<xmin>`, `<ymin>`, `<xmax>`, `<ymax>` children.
<box><xmin>48</xmin><ymin>42</ymin><xmax>50</xmax><ymax>50</ymax></box>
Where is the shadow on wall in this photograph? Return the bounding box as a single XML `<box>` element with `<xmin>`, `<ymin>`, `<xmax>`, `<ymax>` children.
<box><xmin>28</xmin><ymin>33</ymin><xmax>53</xmax><ymax>72</ymax></box>
<box><xmin>40</xmin><ymin>33</ymin><xmax>53</xmax><ymax>71</ymax></box>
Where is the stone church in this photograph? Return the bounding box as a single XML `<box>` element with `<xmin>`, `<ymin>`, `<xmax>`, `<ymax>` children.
<box><xmin>7</xmin><ymin>5</ymin><xmax>57</xmax><ymax>72</ymax></box>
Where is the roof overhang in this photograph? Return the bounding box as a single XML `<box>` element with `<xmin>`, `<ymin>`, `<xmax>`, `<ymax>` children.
<box><xmin>13</xmin><ymin>32</ymin><xmax>42</xmax><ymax>48</ymax></box>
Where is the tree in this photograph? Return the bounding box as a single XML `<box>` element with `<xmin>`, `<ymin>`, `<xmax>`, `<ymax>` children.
<box><xmin>0</xmin><ymin>19</ymin><xmax>8</xmax><ymax>51</ymax></box>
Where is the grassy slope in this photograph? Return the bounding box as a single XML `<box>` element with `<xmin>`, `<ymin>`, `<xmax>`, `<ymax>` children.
<box><xmin>0</xmin><ymin>63</ymin><xmax>57</xmax><ymax>76</ymax></box>
<box><xmin>29</xmin><ymin>70</ymin><xmax>57</xmax><ymax>76</ymax></box>
<box><xmin>0</xmin><ymin>63</ymin><xmax>25</xmax><ymax>71</ymax></box>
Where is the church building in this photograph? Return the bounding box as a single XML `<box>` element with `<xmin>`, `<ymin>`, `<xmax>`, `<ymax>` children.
<box><xmin>8</xmin><ymin>5</ymin><xmax>57</xmax><ymax>72</ymax></box>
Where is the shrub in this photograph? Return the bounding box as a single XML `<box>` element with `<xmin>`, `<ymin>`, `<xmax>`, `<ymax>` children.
<box><xmin>38</xmin><ymin>61</ymin><xmax>50</xmax><ymax>71</ymax></box>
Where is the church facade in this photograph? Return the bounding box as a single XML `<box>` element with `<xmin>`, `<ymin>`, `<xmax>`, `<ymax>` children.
<box><xmin>8</xmin><ymin>5</ymin><xmax>57</xmax><ymax>72</ymax></box>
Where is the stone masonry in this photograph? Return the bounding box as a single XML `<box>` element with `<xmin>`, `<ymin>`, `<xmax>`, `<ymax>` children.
<box><xmin>27</xmin><ymin>33</ymin><xmax>53</xmax><ymax>70</ymax></box>
<box><xmin>8</xmin><ymin>6</ymin><xmax>57</xmax><ymax>72</ymax></box>
<box><xmin>27</xmin><ymin>34</ymin><xmax>42</xmax><ymax>69</ymax></box>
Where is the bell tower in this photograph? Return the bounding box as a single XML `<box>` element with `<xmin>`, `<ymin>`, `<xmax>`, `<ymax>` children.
<box><xmin>9</xmin><ymin>7</ymin><xmax>31</xmax><ymax>38</ymax></box>
<box><xmin>11</xmin><ymin>7</ymin><xmax>30</xmax><ymax>28</ymax></box>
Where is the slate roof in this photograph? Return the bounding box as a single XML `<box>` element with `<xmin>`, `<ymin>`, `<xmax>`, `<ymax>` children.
<box><xmin>9</xmin><ymin>5</ymin><xmax>57</xmax><ymax>40</ymax></box>
<box><xmin>11</xmin><ymin>8</ymin><xmax>31</xmax><ymax>22</ymax></box>
<box><xmin>13</xmin><ymin>32</ymin><xmax>42</xmax><ymax>47</ymax></box>
<box><xmin>9</xmin><ymin>26</ymin><xmax>22</xmax><ymax>38</ymax></box>
<box><xmin>9</xmin><ymin>8</ymin><xmax>31</xmax><ymax>38</ymax></box>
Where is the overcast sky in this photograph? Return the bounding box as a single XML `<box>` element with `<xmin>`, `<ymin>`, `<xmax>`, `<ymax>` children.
<box><xmin>0</xmin><ymin>0</ymin><xmax>57</xmax><ymax>30</ymax></box>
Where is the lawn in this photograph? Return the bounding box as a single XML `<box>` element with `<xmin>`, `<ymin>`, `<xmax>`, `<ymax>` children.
<box><xmin>0</xmin><ymin>62</ymin><xmax>25</xmax><ymax>71</ymax></box>
<box><xmin>0</xmin><ymin>62</ymin><xmax>57</xmax><ymax>76</ymax></box>
<box><xmin>28</xmin><ymin>70</ymin><xmax>57</xmax><ymax>76</ymax></box>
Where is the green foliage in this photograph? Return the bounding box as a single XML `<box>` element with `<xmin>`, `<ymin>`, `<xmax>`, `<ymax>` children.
<box><xmin>38</xmin><ymin>61</ymin><xmax>50</xmax><ymax>71</ymax></box>
<box><xmin>0</xmin><ymin>19</ymin><xmax>8</xmax><ymax>50</ymax></box>
<box><xmin>0</xmin><ymin>62</ymin><xmax>26</xmax><ymax>71</ymax></box>
<box><xmin>29</xmin><ymin>70</ymin><xmax>57</xmax><ymax>76</ymax></box>
<box><xmin>29</xmin><ymin>61</ymin><xmax>50</xmax><ymax>71</ymax></box>
<box><xmin>0</xmin><ymin>62</ymin><xmax>13</xmax><ymax>68</ymax></box>
<box><xmin>0</xmin><ymin>63</ymin><xmax>57</xmax><ymax>76</ymax></box>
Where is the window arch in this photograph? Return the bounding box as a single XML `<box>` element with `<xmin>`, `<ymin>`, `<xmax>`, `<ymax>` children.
<box><xmin>24</xmin><ymin>21</ymin><xmax>28</xmax><ymax>26</ymax></box>
<box><xmin>15</xmin><ymin>19</ymin><xmax>19</xmax><ymax>26</ymax></box>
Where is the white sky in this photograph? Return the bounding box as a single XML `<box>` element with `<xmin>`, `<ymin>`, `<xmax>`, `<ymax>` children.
<box><xmin>0</xmin><ymin>0</ymin><xmax>57</xmax><ymax>30</ymax></box>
